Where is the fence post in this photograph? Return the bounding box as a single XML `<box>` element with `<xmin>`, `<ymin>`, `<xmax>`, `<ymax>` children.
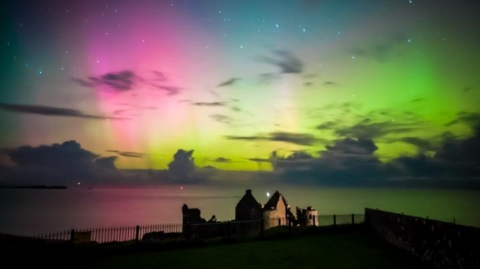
<box><xmin>260</xmin><ymin>219</ymin><xmax>264</xmax><ymax>239</ymax></box>
<box><xmin>313</xmin><ymin>216</ymin><xmax>316</xmax><ymax>227</ymax></box>
<box><xmin>333</xmin><ymin>215</ymin><xmax>337</xmax><ymax>227</ymax></box>
<box><xmin>453</xmin><ymin>218</ymin><xmax>456</xmax><ymax>224</ymax></box>
<box><xmin>70</xmin><ymin>229</ymin><xmax>75</xmax><ymax>245</ymax></box>
<box><xmin>187</xmin><ymin>222</ymin><xmax>192</xmax><ymax>240</ymax></box>
<box><xmin>278</xmin><ymin>218</ymin><xmax>281</xmax><ymax>227</ymax></box>
<box><xmin>288</xmin><ymin>219</ymin><xmax>292</xmax><ymax>235</ymax></box>
<box><xmin>352</xmin><ymin>214</ymin><xmax>355</xmax><ymax>225</ymax></box>
<box><xmin>227</xmin><ymin>221</ymin><xmax>231</xmax><ymax>239</ymax></box>
<box><xmin>135</xmin><ymin>225</ymin><xmax>140</xmax><ymax>244</ymax></box>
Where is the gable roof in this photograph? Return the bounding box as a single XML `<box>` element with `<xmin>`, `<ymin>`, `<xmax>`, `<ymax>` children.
<box><xmin>236</xmin><ymin>189</ymin><xmax>262</xmax><ymax>209</ymax></box>
<box><xmin>264</xmin><ymin>191</ymin><xmax>289</xmax><ymax>210</ymax></box>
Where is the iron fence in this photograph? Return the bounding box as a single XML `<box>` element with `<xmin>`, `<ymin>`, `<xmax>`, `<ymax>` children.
<box><xmin>23</xmin><ymin>214</ymin><xmax>364</xmax><ymax>246</ymax></box>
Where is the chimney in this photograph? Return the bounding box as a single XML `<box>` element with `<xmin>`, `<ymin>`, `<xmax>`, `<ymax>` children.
<box><xmin>246</xmin><ymin>189</ymin><xmax>252</xmax><ymax>195</ymax></box>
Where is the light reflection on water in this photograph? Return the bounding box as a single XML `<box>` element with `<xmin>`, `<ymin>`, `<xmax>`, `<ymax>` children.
<box><xmin>1</xmin><ymin>186</ymin><xmax>479</xmax><ymax>236</ymax></box>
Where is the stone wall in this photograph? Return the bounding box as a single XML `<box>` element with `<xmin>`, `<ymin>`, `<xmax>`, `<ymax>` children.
<box><xmin>365</xmin><ymin>208</ymin><xmax>480</xmax><ymax>269</ymax></box>
<box><xmin>263</xmin><ymin>198</ymin><xmax>287</xmax><ymax>229</ymax></box>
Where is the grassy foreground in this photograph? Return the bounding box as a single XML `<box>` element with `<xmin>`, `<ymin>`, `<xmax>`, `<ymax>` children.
<box><xmin>75</xmin><ymin>230</ymin><xmax>425</xmax><ymax>269</ymax></box>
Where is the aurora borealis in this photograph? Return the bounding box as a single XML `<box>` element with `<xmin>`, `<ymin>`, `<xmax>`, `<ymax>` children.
<box><xmin>1</xmin><ymin>0</ymin><xmax>479</xmax><ymax>187</ymax></box>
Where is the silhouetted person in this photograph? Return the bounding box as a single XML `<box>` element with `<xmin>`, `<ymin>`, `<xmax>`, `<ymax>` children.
<box><xmin>208</xmin><ymin>215</ymin><xmax>217</xmax><ymax>223</ymax></box>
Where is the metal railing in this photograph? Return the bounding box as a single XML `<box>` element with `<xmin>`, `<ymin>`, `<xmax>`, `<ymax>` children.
<box><xmin>18</xmin><ymin>214</ymin><xmax>364</xmax><ymax>246</ymax></box>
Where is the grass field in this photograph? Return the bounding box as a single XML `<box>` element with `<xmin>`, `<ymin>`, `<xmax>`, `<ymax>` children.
<box><xmin>75</xmin><ymin>230</ymin><xmax>426</xmax><ymax>269</ymax></box>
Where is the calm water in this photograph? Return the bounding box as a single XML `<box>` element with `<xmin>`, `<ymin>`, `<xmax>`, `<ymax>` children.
<box><xmin>1</xmin><ymin>186</ymin><xmax>479</xmax><ymax>236</ymax></box>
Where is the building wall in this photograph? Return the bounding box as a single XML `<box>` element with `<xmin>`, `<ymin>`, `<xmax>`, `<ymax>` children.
<box><xmin>366</xmin><ymin>208</ymin><xmax>480</xmax><ymax>269</ymax></box>
<box><xmin>263</xmin><ymin>198</ymin><xmax>287</xmax><ymax>229</ymax></box>
<box><xmin>236</xmin><ymin>205</ymin><xmax>262</xmax><ymax>221</ymax></box>
<box><xmin>305</xmin><ymin>210</ymin><xmax>318</xmax><ymax>226</ymax></box>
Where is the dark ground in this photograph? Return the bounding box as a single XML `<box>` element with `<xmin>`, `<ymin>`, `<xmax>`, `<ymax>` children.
<box><xmin>67</xmin><ymin>228</ymin><xmax>427</xmax><ymax>269</ymax></box>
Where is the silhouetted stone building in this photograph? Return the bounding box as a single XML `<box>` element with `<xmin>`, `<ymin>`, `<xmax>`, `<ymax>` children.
<box><xmin>235</xmin><ymin>189</ymin><xmax>263</xmax><ymax>221</ymax></box>
<box><xmin>182</xmin><ymin>204</ymin><xmax>206</xmax><ymax>225</ymax></box>
<box><xmin>263</xmin><ymin>191</ymin><xmax>295</xmax><ymax>228</ymax></box>
<box><xmin>296</xmin><ymin>206</ymin><xmax>318</xmax><ymax>226</ymax></box>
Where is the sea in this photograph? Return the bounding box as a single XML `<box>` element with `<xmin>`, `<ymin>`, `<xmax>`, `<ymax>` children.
<box><xmin>1</xmin><ymin>186</ymin><xmax>479</xmax><ymax>236</ymax></box>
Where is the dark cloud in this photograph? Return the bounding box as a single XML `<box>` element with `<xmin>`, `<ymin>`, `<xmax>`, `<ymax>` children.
<box><xmin>226</xmin><ymin>132</ymin><xmax>319</xmax><ymax>146</ymax></box>
<box><xmin>270</xmin><ymin>129</ymin><xmax>480</xmax><ymax>187</ymax></box>
<box><xmin>191</xmin><ymin>102</ymin><xmax>227</xmax><ymax>107</ymax></box>
<box><xmin>107</xmin><ymin>150</ymin><xmax>145</xmax><ymax>158</ymax></box>
<box><xmin>463</xmin><ymin>86</ymin><xmax>475</xmax><ymax>93</ymax></box>
<box><xmin>352</xmin><ymin>34</ymin><xmax>408</xmax><ymax>62</ymax></box>
<box><xmin>335</xmin><ymin>119</ymin><xmax>418</xmax><ymax>139</ymax></box>
<box><xmin>3</xmin><ymin>125</ymin><xmax>480</xmax><ymax>187</ymax></box>
<box><xmin>316</xmin><ymin>121</ymin><xmax>339</xmax><ymax>130</ymax></box>
<box><xmin>151</xmin><ymin>85</ymin><xmax>182</xmax><ymax>96</ymax></box>
<box><xmin>218</xmin><ymin>78</ymin><xmax>241</xmax><ymax>87</ymax></box>
<box><xmin>116</xmin><ymin>103</ymin><xmax>157</xmax><ymax>110</ymax></box>
<box><xmin>201</xmin><ymin>165</ymin><xmax>217</xmax><ymax>170</ymax></box>
<box><xmin>304</xmin><ymin>82</ymin><xmax>313</xmax><ymax>87</ymax></box>
<box><xmin>445</xmin><ymin>112</ymin><xmax>480</xmax><ymax>127</ymax></box>
<box><xmin>411</xmin><ymin>98</ymin><xmax>426</xmax><ymax>102</ymax></box>
<box><xmin>270</xmin><ymin>138</ymin><xmax>384</xmax><ymax>185</ymax></box>
<box><xmin>391</xmin><ymin>126</ymin><xmax>480</xmax><ymax>181</ymax></box>
<box><xmin>8</xmin><ymin>140</ymin><xmax>98</xmax><ymax>168</ymax></box>
<box><xmin>323</xmin><ymin>81</ymin><xmax>338</xmax><ymax>86</ymax></box>
<box><xmin>151</xmin><ymin>70</ymin><xmax>168</xmax><ymax>82</ymax></box>
<box><xmin>268</xmin><ymin>114</ymin><xmax>480</xmax><ymax>187</ymax></box>
<box><xmin>248</xmin><ymin>157</ymin><xmax>272</xmax><ymax>163</ymax></box>
<box><xmin>324</xmin><ymin>138</ymin><xmax>378</xmax><ymax>156</ymax></box>
<box><xmin>0</xmin><ymin>103</ymin><xmax>126</xmax><ymax>120</ymax></box>
<box><xmin>113</xmin><ymin>109</ymin><xmax>128</xmax><ymax>115</ymax></box>
<box><xmin>211</xmin><ymin>114</ymin><xmax>233</xmax><ymax>125</ymax></box>
<box><xmin>260</xmin><ymin>50</ymin><xmax>303</xmax><ymax>74</ymax></box>
<box><xmin>94</xmin><ymin>156</ymin><xmax>117</xmax><ymax>170</ymax></box>
<box><xmin>214</xmin><ymin>157</ymin><xmax>231</xmax><ymax>163</ymax></box>
<box><xmin>231</xmin><ymin>106</ymin><xmax>242</xmax><ymax>112</ymax></box>
<box><xmin>2</xmin><ymin>141</ymin><xmax>118</xmax><ymax>185</ymax></box>
<box><xmin>434</xmin><ymin>128</ymin><xmax>480</xmax><ymax>164</ymax></box>
<box><xmin>303</xmin><ymin>73</ymin><xmax>317</xmax><ymax>79</ymax></box>
<box><xmin>167</xmin><ymin>149</ymin><xmax>196</xmax><ymax>179</ymax></box>
<box><xmin>74</xmin><ymin>70</ymin><xmax>139</xmax><ymax>91</ymax></box>
<box><xmin>75</xmin><ymin>70</ymin><xmax>181</xmax><ymax>96</ymax></box>
<box><xmin>395</xmin><ymin>136</ymin><xmax>438</xmax><ymax>151</ymax></box>
<box><xmin>209</xmin><ymin>91</ymin><xmax>221</xmax><ymax>99</ymax></box>
<box><xmin>257</xmin><ymin>73</ymin><xmax>280</xmax><ymax>84</ymax></box>
<box><xmin>317</xmin><ymin>117</ymin><xmax>419</xmax><ymax>139</ymax></box>
<box><xmin>0</xmin><ymin>145</ymin><xmax>215</xmax><ymax>186</ymax></box>
<box><xmin>320</xmin><ymin>102</ymin><xmax>362</xmax><ymax>112</ymax></box>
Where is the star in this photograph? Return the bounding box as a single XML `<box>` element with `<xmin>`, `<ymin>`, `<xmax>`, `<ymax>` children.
<box><xmin>276</xmin><ymin>23</ymin><xmax>279</xmax><ymax>28</ymax></box>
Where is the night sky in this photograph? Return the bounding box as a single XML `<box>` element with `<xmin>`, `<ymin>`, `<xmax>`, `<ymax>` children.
<box><xmin>1</xmin><ymin>0</ymin><xmax>479</xmax><ymax>187</ymax></box>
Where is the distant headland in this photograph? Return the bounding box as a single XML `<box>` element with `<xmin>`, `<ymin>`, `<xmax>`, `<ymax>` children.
<box><xmin>0</xmin><ymin>185</ymin><xmax>67</xmax><ymax>190</ymax></box>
